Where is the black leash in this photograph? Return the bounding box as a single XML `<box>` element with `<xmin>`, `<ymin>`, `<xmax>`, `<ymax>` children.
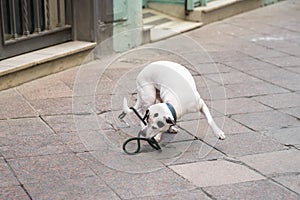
<box><xmin>122</xmin><ymin>133</ymin><xmax>161</xmax><ymax>155</ymax></box>
<box><xmin>122</xmin><ymin>107</ymin><xmax>161</xmax><ymax>155</ymax></box>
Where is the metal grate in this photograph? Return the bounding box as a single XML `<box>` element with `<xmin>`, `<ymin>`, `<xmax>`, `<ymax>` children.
<box><xmin>1</xmin><ymin>0</ymin><xmax>68</xmax><ymax>42</ymax></box>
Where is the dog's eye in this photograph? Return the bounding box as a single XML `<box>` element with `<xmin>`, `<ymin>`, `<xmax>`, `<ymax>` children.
<box><xmin>154</xmin><ymin>113</ymin><xmax>159</xmax><ymax>118</ymax></box>
<box><xmin>152</xmin><ymin>126</ymin><xmax>157</xmax><ymax>130</ymax></box>
<box><xmin>157</xmin><ymin>121</ymin><xmax>165</xmax><ymax>128</ymax></box>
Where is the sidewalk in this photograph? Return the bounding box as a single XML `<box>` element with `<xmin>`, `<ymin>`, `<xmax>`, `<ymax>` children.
<box><xmin>1</xmin><ymin>1</ymin><xmax>300</xmax><ymax>199</ymax></box>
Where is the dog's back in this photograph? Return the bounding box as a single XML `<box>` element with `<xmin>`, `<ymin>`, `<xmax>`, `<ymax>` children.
<box><xmin>137</xmin><ymin>61</ymin><xmax>201</xmax><ymax>115</ymax></box>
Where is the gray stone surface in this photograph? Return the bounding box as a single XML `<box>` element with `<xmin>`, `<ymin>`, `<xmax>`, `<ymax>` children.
<box><xmin>210</xmin><ymin>97</ymin><xmax>272</xmax><ymax>115</ymax></box>
<box><xmin>17</xmin><ymin>76</ymin><xmax>73</xmax><ymax>100</ymax></box>
<box><xmin>222</xmin><ymin>57</ymin><xmax>277</xmax><ymax>72</ymax></box>
<box><xmin>205</xmin><ymin>71</ymin><xmax>261</xmax><ymax>85</ymax></box>
<box><xmin>0</xmin><ymin>89</ymin><xmax>37</xmax><ymax>119</ymax></box>
<box><xmin>0</xmin><ymin>186</ymin><xmax>31</xmax><ymax>200</ymax></box>
<box><xmin>170</xmin><ymin>160</ymin><xmax>265</xmax><ymax>187</ymax></box>
<box><xmin>204</xmin><ymin>132</ymin><xmax>286</xmax><ymax>157</ymax></box>
<box><xmin>265</xmin><ymin>127</ymin><xmax>300</xmax><ymax>146</ymax></box>
<box><xmin>169</xmin><ymin>140</ymin><xmax>225</xmax><ymax>165</ymax></box>
<box><xmin>0</xmin><ymin>132</ymin><xmax>71</xmax><ymax>159</ymax></box>
<box><xmin>274</xmin><ymin>174</ymin><xmax>300</xmax><ymax>194</ymax></box>
<box><xmin>130</xmin><ymin>189</ymin><xmax>211</xmax><ymax>200</ymax></box>
<box><xmin>203</xmin><ymin>179</ymin><xmax>300</xmax><ymax>200</ymax></box>
<box><xmin>231</xmin><ymin>110</ymin><xmax>299</xmax><ymax>131</ymax></box>
<box><xmin>0</xmin><ymin>158</ymin><xmax>19</xmax><ymax>187</ymax></box>
<box><xmin>0</xmin><ymin>117</ymin><xmax>52</xmax><ymax>137</ymax></box>
<box><xmin>25</xmin><ymin>176</ymin><xmax>121</xmax><ymax>200</ymax></box>
<box><xmin>261</xmin><ymin>55</ymin><xmax>300</xmax><ymax>68</ymax></box>
<box><xmin>240</xmin><ymin>149</ymin><xmax>300</xmax><ymax>176</ymax></box>
<box><xmin>253</xmin><ymin>92</ymin><xmax>300</xmax><ymax>109</ymax></box>
<box><xmin>1</xmin><ymin>1</ymin><xmax>300</xmax><ymax>199</ymax></box>
<box><xmin>246</xmin><ymin>67</ymin><xmax>300</xmax><ymax>91</ymax></box>
<box><xmin>8</xmin><ymin>153</ymin><xmax>95</xmax><ymax>184</ymax></box>
<box><xmin>196</xmin><ymin>116</ymin><xmax>251</xmax><ymax>137</ymax></box>
<box><xmin>280</xmin><ymin>107</ymin><xmax>300</xmax><ymax>119</ymax></box>
<box><xmin>225</xmin><ymin>81</ymin><xmax>289</xmax><ymax>99</ymax></box>
<box><xmin>78</xmin><ymin>152</ymin><xmax>196</xmax><ymax>199</ymax></box>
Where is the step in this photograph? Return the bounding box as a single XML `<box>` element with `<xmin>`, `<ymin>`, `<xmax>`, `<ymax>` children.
<box><xmin>143</xmin><ymin>8</ymin><xmax>203</xmax><ymax>42</ymax></box>
<box><xmin>187</xmin><ymin>0</ymin><xmax>261</xmax><ymax>24</ymax></box>
<box><xmin>0</xmin><ymin>41</ymin><xmax>96</xmax><ymax>91</ymax></box>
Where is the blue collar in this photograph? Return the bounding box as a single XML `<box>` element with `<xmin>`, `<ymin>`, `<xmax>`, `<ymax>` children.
<box><xmin>166</xmin><ymin>103</ymin><xmax>177</xmax><ymax>123</ymax></box>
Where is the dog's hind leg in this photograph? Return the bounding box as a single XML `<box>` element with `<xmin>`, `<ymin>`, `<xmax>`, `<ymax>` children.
<box><xmin>199</xmin><ymin>99</ymin><xmax>226</xmax><ymax>140</ymax></box>
<box><xmin>135</xmin><ymin>83</ymin><xmax>157</xmax><ymax>111</ymax></box>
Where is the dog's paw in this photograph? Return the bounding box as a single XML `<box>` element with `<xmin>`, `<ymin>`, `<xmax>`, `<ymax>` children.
<box><xmin>168</xmin><ymin>126</ymin><xmax>178</xmax><ymax>134</ymax></box>
<box><xmin>218</xmin><ymin>131</ymin><xmax>226</xmax><ymax>140</ymax></box>
<box><xmin>154</xmin><ymin>134</ymin><xmax>162</xmax><ymax>143</ymax></box>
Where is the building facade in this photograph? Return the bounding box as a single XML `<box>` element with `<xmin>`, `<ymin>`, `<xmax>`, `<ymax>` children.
<box><xmin>0</xmin><ymin>0</ymin><xmax>143</xmax><ymax>60</ymax></box>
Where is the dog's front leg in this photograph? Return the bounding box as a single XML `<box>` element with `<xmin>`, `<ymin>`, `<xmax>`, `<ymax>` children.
<box><xmin>154</xmin><ymin>132</ymin><xmax>163</xmax><ymax>142</ymax></box>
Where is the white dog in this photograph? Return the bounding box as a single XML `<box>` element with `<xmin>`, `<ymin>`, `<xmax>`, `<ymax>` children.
<box><xmin>119</xmin><ymin>61</ymin><xmax>225</xmax><ymax>142</ymax></box>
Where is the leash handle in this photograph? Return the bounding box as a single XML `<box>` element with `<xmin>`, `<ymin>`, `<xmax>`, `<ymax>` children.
<box><xmin>122</xmin><ymin>108</ymin><xmax>160</xmax><ymax>155</ymax></box>
<box><xmin>122</xmin><ymin>137</ymin><xmax>161</xmax><ymax>155</ymax></box>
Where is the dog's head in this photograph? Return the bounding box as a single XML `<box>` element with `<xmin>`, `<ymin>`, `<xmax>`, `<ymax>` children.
<box><xmin>139</xmin><ymin>103</ymin><xmax>176</xmax><ymax>139</ymax></box>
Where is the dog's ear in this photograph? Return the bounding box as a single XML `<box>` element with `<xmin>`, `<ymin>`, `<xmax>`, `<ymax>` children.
<box><xmin>119</xmin><ymin>97</ymin><xmax>131</xmax><ymax>120</ymax></box>
<box><xmin>122</xmin><ymin>97</ymin><xmax>131</xmax><ymax>113</ymax></box>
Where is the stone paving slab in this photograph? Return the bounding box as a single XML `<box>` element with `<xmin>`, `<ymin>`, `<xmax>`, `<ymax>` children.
<box><xmin>261</xmin><ymin>55</ymin><xmax>300</xmax><ymax>68</ymax></box>
<box><xmin>8</xmin><ymin>153</ymin><xmax>95</xmax><ymax>184</ymax></box>
<box><xmin>206</xmin><ymin>116</ymin><xmax>252</xmax><ymax>135</ymax></box>
<box><xmin>24</xmin><ymin>176</ymin><xmax>120</xmax><ymax>200</ymax></box>
<box><xmin>264</xmin><ymin>126</ymin><xmax>300</xmax><ymax>146</ymax></box>
<box><xmin>0</xmin><ymin>132</ymin><xmax>71</xmax><ymax>159</ymax></box>
<box><xmin>170</xmin><ymin>140</ymin><xmax>225</xmax><ymax>165</ymax></box>
<box><xmin>194</xmin><ymin>75</ymin><xmax>221</xmax><ymax>88</ymax></box>
<box><xmin>170</xmin><ymin>160</ymin><xmax>265</xmax><ymax>187</ymax></box>
<box><xmin>77</xmin><ymin>152</ymin><xmax>196</xmax><ymax>200</ymax></box>
<box><xmin>274</xmin><ymin>174</ymin><xmax>300</xmax><ymax>195</ymax></box>
<box><xmin>203</xmin><ymin>179</ymin><xmax>300</xmax><ymax>200</ymax></box>
<box><xmin>28</xmin><ymin>97</ymin><xmax>74</xmax><ymax>116</ymax></box>
<box><xmin>0</xmin><ymin>157</ymin><xmax>19</xmax><ymax>187</ymax></box>
<box><xmin>0</xmin><ymin>186</ymin><xmax>31</xmax><ymax>200</ymax></box>
<box><xmin>42</xmin><ymin>114</ymin><xmax>102</xmax><ymax>134</ymax></box>
<box><xmin>192</xmin><ymin>63</ymin><xmax>233</xmax><ymax>75</ymax></box>
<box><xmin>209</xmin><ymin>50</ymin><xmax>250</xmax><ymax>63</ymax></box>
<box><xmin>236</xmin><ymin>43</ymin><xmax>289</xmax><ymax>60</ymax></box>
<box><xmin>129</xmin><ymin>189</ymin><xmax>211</xmax><ymax>200</ymax></box>
<box><xmin>286</xmin><ymin>66</ymin><xmax>300</xmax><ymax>74</ymax></box>
<box><xmin>205</xmin><ymin>70</ymin><xmax>261</xmax><ymax>85</ymax></box>
<box><xmin>225</xmin><ymin>81</ymin><xmax>289</xmax><ymax>99</ymax></box>
<box><xmin>0</xmin><ymin>117</ymin><xmax>52</xmax><ymax>137</ymax></box>
<box><xmin>17</xmin><ymin>76</ymin><xmax>73</xmax><ymax>100</ymax></box>
<box><xmin>0</xmin><ymin>89</ymin><xmax>37</xmax><ymax>119</ymax></box>
<box><xmin>246</xmin><ymin>67</ymin><xmax>300</xmax><ymax>91</ymax></box>
<box><xmin>280</xmin><ymin>106</ymin><xmax>300</xmax><ymax>119</ymax></box>
<box><xmin>204</xmin><ymin>132</ymin><xmax>287</xmax><ymax>157</ymax></box>
<box><xmin>221</xmin><ymin>57</ymin><xmax>278</xmax><ymax>72</ymax></box>
<box><xmin>231</xmin><ymin>110</ymin><xmax>299</xmax><ymax>132</ymax></box>
<box><xmin>41</xmin><ymin>115</ymin><xmax>78</xmax><ymax>133</ymax></box>
<box><xmin>58</xmin><ymin>131</ymin><xmax>90</xmax><ymax>153</ymax></box>
<box><xmin>239</xmin><ymin>149</ymin><xmax>300</xmax><ymax>176</ymax></box>
<box><xmin>252</xmin><ymin>92</ymin><xmax>300</xmax><ymax>109</ymax></box>
<box><xmin>210</xmin><ymin>97</ymin><xmax>272</xmax><ymax>115</ymax></box>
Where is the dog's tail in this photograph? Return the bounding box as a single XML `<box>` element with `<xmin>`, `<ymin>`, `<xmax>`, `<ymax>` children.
<box><xmin>118</xmin><ymin>97</ymin><xmax>131</xmax><ymax>119</ymax></box>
